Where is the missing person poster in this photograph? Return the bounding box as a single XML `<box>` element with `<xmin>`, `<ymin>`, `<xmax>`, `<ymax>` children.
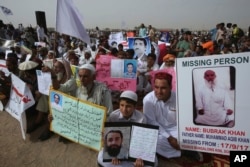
<box><xmin>176</xmin><ymin>53</ymin><xmax>250</xmax><ymax>155</ymax></box>
<box><xmin>49</xmin><ymin>89</ymin><xmax>107</xmax><ymax>151</ymax></box>
<box><xmin>103</xmin><ymin>122</ymin><xmax>159</xmax><ymax>166</ymax></box>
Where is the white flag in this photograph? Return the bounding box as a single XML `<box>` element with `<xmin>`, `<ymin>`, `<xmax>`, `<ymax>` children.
<box><xmin>0</xmin><ymin>6</ymin><xmax>13</xmax><ymax>16</ymax></box>
<box><xmin>56</xmin><ymin>0</ymin><xmax>90</xmax><ymax>44</ymax></box>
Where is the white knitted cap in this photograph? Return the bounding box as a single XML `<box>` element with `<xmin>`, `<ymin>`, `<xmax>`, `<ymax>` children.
<box><xmin>120</xmin><ymin>90</ymin><xmax>138</xmax><ymax>102</ymax></box>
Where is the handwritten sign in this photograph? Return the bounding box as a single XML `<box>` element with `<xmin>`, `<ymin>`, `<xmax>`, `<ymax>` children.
<box><xmin>129</xmin><ymin>126</ymin><xmax>158</xmax><ymax>162</ymax></box>
<box><xmin>50</xmin><ymin>90</ymin><xmax>107</xmax><ymax>151</ymax></box>
<box><xmin>96</xmin><ymin>55</ymin><xmax>137</xmax><ymax>91</ymax></box>
<box><xmin>78</xmin><ymin>100</ymin><xmax>105</xmax><ymax>148</ymax></box>
<box><xmin>104</xmin><ymin>122</ymin><xmax>159</xmax><ymax>166</ymax></box>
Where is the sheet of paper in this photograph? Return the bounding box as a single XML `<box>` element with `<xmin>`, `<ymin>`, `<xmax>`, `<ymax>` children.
<box><xmin>129</xmin><ymin>126</ymin><xmax>158</xmax><ymax>162</ymax></box>
<box><xmin>36</xmin><ymin>70</ymin><xmax>52</xmax><ymax>95</ymax></box>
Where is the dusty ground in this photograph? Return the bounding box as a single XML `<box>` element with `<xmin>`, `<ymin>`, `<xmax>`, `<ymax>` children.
<box><xmin>1</xmin><ymin>105</ymin><xmax>218</xmax><ymax>167</ymax></box>
<box><xmin>0</xmin><ymin>110</ymin><xmax>187</xmax><ymax>167</ymax></box>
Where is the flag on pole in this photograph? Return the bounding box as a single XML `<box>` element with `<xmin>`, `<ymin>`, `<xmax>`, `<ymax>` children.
<box><xmin>0</xmin><ymin>6</ymin><xmax>13</xmax><ymax>16</ymax></box>
<box><xmin>56</xmin><ymin>0</ymin><xmax>90</xmax><ymax>44</ymax></box>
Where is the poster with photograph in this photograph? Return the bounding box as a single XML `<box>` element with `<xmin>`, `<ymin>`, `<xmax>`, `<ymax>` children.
<box><xmin>103</xmin><ymin>122</ymin><xmax>159</xmax><ymax>166</ymax></box>
<box><xmin>159</xmin><ymin>31</ymin><xmax>170</xmax><ymax>43</ymax></box>
<box><xmin>96</xmin><ymin>55</ymin><xmax>137</xmax><ymax>91</ymax></box>
<box><xmin>49</xmin><ymin>89</ymin><xmax>107</xmax><ymax>151</ymax></box>
<box><xmin>128</xmin><ymin>36</ymin><xmax>151</xmax><ymax>59</ymax></box>
<box><xmin>176</xmin><ymin>53</ymin><xmax>250</xmax><ymax>155</ymax></box>
<box><xmin>108</xmin><ymin>32</ymin><xmax>124</xmax><ymax>49</ymax></box>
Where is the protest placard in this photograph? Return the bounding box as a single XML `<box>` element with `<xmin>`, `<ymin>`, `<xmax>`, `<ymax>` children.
<box><xmin>103</xmin><ymin>122</ymin><xmax>159</xmax><ymax>166</ymax></box>
<box><xmin>177</xmin><ymin>52</ymin><xmax>250</xmax><ymax>155</ymax></box>
<box><xmin>49</xmin><ymin>89</ymin><xmax>107</xmax><ymax>151</ymax></box>
<box><xmin>5</xmin><ymin>74</ymin><xmax>35</xmax><ymax>140</ymax></box>
<box><xmin>96</xmin><ymin>55</ymin><xmax>137</xmax><ymax>91</ymax></box>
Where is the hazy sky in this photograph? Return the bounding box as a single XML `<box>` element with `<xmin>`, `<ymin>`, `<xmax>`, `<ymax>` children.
<box><xmin>1</xmin><ymin>0</ymin><xmax>250</xmax><ymax>30</ymax></box>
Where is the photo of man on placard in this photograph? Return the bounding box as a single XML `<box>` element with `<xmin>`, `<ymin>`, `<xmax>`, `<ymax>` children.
<box><xmin>51</xmin><ymin>93</ymin><xmax>63</xmax><ymax>111</ymax></box>
<box><xmin>124</xmin><ymin>61</ymin><xmax>137</xmax><ymax>79</ymax></box>
<box><xmin>128</xmin><ymin>37</ymin><xmax>151</xmax><ymax>59</ymax></box>
<box><xmin>103</xmin><ymin>129</ymin><xmax>129</xmax><ymax>161</ymax></box>
<box><xmin>193</xmin><ymin>67</ymin><xmax>235</xmax><ymax>127</ymax></box>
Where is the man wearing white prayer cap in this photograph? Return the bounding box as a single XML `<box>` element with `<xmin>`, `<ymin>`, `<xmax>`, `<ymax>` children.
<box><xmin>74</xmin><ymin>64</ymin><xmax>112</xmax><ymax>113</ymax></box>
<box><xmin>18</xmin><ymin>60</ymin><xmax>50</xmax><ymax>139</ymax></box>
<box><xmin>120</xmin><ymin>90</ymin><xmax>138</xmax><ymax>102</ymax></box>
<box><xmin>79</xmin><ymin>63</ymin><xmax>96</xmax><ymax>75</ymax></box>
<box><xmin>44</xmin><ymin>61</ymin><xmax>113</xmax><ymax>133</ymax></box>
<box><xmin>18</xmin><ymin>61</ymin><xmax>38</xmax><ymax>70</ymax></box>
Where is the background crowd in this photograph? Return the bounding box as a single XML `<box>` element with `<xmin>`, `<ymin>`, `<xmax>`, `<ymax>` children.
<box><xmin>1</xmin><ymin>19</ymin><xmax>250</xmax><ymax>166</ymax></box>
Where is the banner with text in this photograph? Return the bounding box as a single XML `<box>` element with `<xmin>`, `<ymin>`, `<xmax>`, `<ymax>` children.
<box><xmin>49</xmin><ymin>89</ymin><xmax>107</xmax><ymax>151</ymax></box>
<box><xmin>176</xmin><ymin>53</ymin><xmax>250</xmax><ymax>155</ymax></box>
<box><xmin>5</xmin><ymin>74</ymin><xmax>35</xmax><ymax>140</ymax></box>
<box><xmin>96</xmin><ymin>55</ymin><xmax>137</xmax><ymax>91</ymax></box>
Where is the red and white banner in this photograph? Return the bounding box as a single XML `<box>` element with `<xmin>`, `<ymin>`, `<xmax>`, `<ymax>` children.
<box><xmin>5</xmin><ymin>74</ymin><xmax>35</xmax><ymax>140</ymax></box>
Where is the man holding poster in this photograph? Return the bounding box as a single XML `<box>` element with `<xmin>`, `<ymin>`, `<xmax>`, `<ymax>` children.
<box><xmin>46</xmin><ymin>63</ymin><xmax>113</xmax><ymax>115</ymax></box>
<box><xmin>143</xmin><ymin>72</ymin><xmax>203</xmax><ymax>161</ymax></box>
<box><xmin>143</xmin><ymin>72</ymin><xmax>181</xmax><ymax>158</ymax></box>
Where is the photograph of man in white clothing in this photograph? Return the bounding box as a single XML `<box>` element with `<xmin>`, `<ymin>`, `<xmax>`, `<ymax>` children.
<box><xmin>193</xmin><ymin>67</ymin><xmax>235</xmax><ymax>127</ymax></box>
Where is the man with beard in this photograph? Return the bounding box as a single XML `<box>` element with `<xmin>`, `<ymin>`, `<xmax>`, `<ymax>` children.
<box><xmin>44</xmin><ymin>63</ymin><xmax>113</xmax><ymax>142</ymax></box>
<box><xmin>38</xmin><ymin>59</ymin><xmax>73</xmax><ymax>141</ymax></box>
<box><xmin>53</xmin><ymin>60</ymin><xmax>69</xmax><ymax>84</ymax></box>
<box><xmin>195</xmin><ymin>69</ymin><xmax>234</xmax><ymax>127</ymax></box>
<box><xmin>103</xmin><ymin>130</ymin><xmax>128</xmax><ymax>160</ymax></box>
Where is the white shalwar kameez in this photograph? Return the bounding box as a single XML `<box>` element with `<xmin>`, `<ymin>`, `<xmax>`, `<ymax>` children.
<box><xmin>143</xmin><ymin>91</ymin><xmax>181</xmax><ymax>158</ymax></box>
<box><xmin>195</xmin><ymin>85</ymin><xmax>233</xmax><ymax>126</ymax></box>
